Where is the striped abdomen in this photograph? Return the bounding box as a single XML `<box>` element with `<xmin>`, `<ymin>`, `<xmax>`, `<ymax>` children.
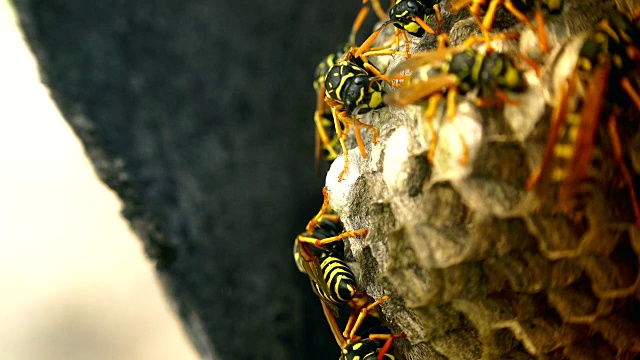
<box><xmin>313</xmin><ymin>255</ymin><xmax>357</xmax><ymax>304</ymax></box>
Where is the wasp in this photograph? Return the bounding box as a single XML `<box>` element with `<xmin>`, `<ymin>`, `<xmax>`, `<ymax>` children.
<box><xmin>314</xmin><ymin>5</ymin><xmax>403</xmax><ymax>178</ymax></box>
<box><xmin>355</xmin><ymin>0</ymin><xmax>443</xmax><ymax>60</ymax></box>
<box><xmin>294</xmin><ymin>187</ymin><xmax>368</xmax><ymax>314</ymax></box>
<box><xmin>322</xmin><ymin>41</ymin><xmax>406</xmax><ymax>180</ymax></box>
<box><xmin>313</xmin><ymin>5</ymin><xmax>371</xmax><ymax>167</ymax></box>
<box><xmin>527</xmin><ymin>9</ymin><xmax>640</xmax><ymax>226</ymax></box>
<box><xmin>384</xmin><ymin>34</ymin><xmax>527</xmax><ymax>164</ymax></box>
<box><xmin>444</xmin><ymin>0</ymin><xmax>564</xmax><ymax>53</ymax></box>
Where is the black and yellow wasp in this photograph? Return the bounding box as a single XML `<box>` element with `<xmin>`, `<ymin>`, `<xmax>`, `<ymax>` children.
<box><xmin>320</xmin><ymin>43</ymin><xmax>403</xmax><ymax>180</ymax></box>
<box><xmin>384</xmin><ymin>34</ymin><xmax>527</xmax><ymax>164</ymax></box>
<box><xmin>294</xmin><ymin>187</ymin><xmax>368</xmax><ymax>314</ymax></box>
<box><xmin>527</xmin><ymin>9</ymin><xmax>640</xmax><ymax>226</ymax></box>
<box><xmin>444</xmin><ymin>0</ymin><xmax>564</xmax><ymax>53</ymax></box>
<box><xmin>313</xmin><ymin>4</ymin><xmax>401</xmax><ymax>178</ymax></box>
<box><xmin>313</xmin><ymin>5</ymin><xmax>371</xmax><ymax>167</ymax></box>
<box><xmin>355</xmin><ymin>0</ymin><xmax>443</xmax><ymax>60</ymax></box>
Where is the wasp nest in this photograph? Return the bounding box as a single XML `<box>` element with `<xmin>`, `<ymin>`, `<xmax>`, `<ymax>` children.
<box><xmin>325</xmin><ymin>0</ymin><xmax>640</xmax><ymax>358</ymax></box>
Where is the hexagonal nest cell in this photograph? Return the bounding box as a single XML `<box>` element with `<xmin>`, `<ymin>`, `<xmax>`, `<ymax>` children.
<box><xmin>323</xmin><ymin>0</ymin><xmax>640</xmax><ymax>358</ymax></box>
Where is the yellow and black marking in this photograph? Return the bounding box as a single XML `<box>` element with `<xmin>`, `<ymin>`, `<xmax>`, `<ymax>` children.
<box><xmin>527</xmin><ymin>9</ymin><xmax>640</xmax><ymax>226</ymax></box>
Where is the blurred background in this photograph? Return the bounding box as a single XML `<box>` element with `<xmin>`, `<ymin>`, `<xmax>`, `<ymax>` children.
<box><xmin>0</xmin><ymin>1</ymin><xmax>199</xmax><ymax>358</ymax></box>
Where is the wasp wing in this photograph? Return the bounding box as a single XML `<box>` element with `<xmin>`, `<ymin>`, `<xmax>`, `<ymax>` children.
<box><xmin>384</xmin><ymin>73</ymin><xmax>458</xmax><ymax>107</ymax></box>
<box><xmin>390</xmin><ymin>47</ymin><xmax>459</xmax><ymax>74</ymax></box>
<box><xmin>295</xmin><ymin>237</ymin><xmax>341</xmax><ymax>313</ymax></box>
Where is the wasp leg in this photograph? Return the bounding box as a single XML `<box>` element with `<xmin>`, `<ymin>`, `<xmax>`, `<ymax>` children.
<box><xmin>412</xmin><ymin>14</ymin><xmax>436</xmax><ymax>35</ymax></box>
<box><xmin>479</xmin><ymin>0</ymin><xmax>533</xmax><ymax>50</ymax></box>
<box><xmin>434</xmin><ymin>4</ymin><xmax>443</xmax><ymax>35</ymax></box>
<box><xmin>349</xmin><ymin>5</ymin><xmax>372</xmax><ymax>45</ymax></box>
<box><xmin>526</xmin><ymin>77</ymin><xmax>574</xmax><ymax>190</ymax></box>
<box><xmin>369</xmin><ymin>333</ymin><xmax>408</xmax><ymax>360</ymax></box>
<box><xmin>345</xmin><ymin>296</ymin><xmax>390</xmax><ymax>342</ymax></box>
<box><xmin>621</xmin><ymin>77</ymin><xmax>640</xmax><ymax>113</ymax></box>
<box><xmin>469</xmin><ymin>0</ymin><xmax>486</xmax><ymax>34</ymax></box>
<box><xmin>513</xmin><ymin>52</ymin><xmax>541</xmax><ymax>76</ymax></box>
<box><xmin>356</xmin><ymin>27</ymin><xmax>387</xmax><ymax>58</ymax></box>
<box><xmin>355</xmin><ymin>118</ymin><xmax>380</xmax><ymax>144</ymax></box>
<box><xmin>369</xmin><ymin>73</ymin><xmax>408</xmax><ymax>87</ymax></box>
<box><xmin>423</xmin><ymin>93</ymin><xmax>443</xmax><ymax>163</ymax></box>
<box><xmin>400</xmin><ymin>28</ymin><xmax>411</xmax><ymax>58</ymax></box>
<box><xmin>533</xmin><ymin>5</ymin><xmax>549</xmax><ymax>53</ymax></box>
<box><xmin>494</xmin><ymin>87</ymin><xmax>521</xmax><ymax>105</ymax></box>
<box><xmin>445</xmin><ymin>88</ymin><xmax>469</xmax><ymax>166</ymax></box>
<box><xmin>446</xmin><ymin>87</ymin><xmax>458</xmax><ymax>119</ymax></box>
<box><xmin>363</xmin><ymin>0</ymin><xmax>388</xmax><ymax>21</ymax></box>
<box><xmin>315</xmin><ymin>88</ymin><xmax>339</xmax><ymax>161</ymax></box>
<box><xmin>326</xmin><ymin>98</ymin><xmax>354</xmax><ymax>181</ymax></box>
<box><xmin>351</xmin><ymin>114</ymin><xmax>368</xmax><ymax>158</ymax></box>
<box><xmin>437</xmin><ymin>33</ymin><xmax>450</xmax><ymax>50</ymax></box>
<box><xmin>305</xmin><ymin>187</ymin><xmax>332</xmax><ymax>232</ymax></box>
<box><xmin>298</xmin><ymin>228</ymin><xmax>368</xmax><ymax>249</ymax></box>
<box><xmin>607</xmin><ymin>115</ymin><xmax>640</xmax><ymax>228</ymax></box>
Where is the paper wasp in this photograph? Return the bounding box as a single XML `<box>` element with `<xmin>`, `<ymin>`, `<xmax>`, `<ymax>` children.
<box><xmin>384</xmin><ymin>34</ymin><xmax>527</xmax><ymax>164</ymax></box>
<box><xmin>314</xmin><ymin>4</ymin><xmax>403</xmax><ymax>179</ymax></box>
<box><xmin>527</xmin><ymin>9</ymin><xmax>640</xmax><ymax>226</ymax></box>
<box><xmin>355</xmin><ymin>0</ymin><xmax>443</xmax><ymax>60</ymax></box>
<box><xmin>294</xmin><ymin>187</ymin><xmax>368</xmax><ymax>314</ymax></box>
<box><xmin>444</xmin><ymin>0</ymin><xmax>564</xmax><ymax>53</ymax></box>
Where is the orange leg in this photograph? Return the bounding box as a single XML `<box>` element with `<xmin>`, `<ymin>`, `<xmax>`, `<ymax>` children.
<box><xmin>355</xmin><ymin>118</ymin><xmax>380</xmax><ymax>144</ymax></box>
<box><xmin>607</xmin><ymin>115</ymin><xmax>640</xmax><ymax>228</ymax></box>
<box><xmin>326</xmin><ymin>97</ymin><xmax>357</xmax><ymax>181</ymax></box>
<box><xmin>423</xmin><ymin>93</ymin><xmax>443</xmax><ymax>163</ymax></box>
<box><xmin>445</xmin><ymin>89</ymin><xmax>470</xmax><ymax>165</ymax></box>
<box><xmin>514</xmin><ymin>52</ymin><xmax>541</xmax><ymax>76</ymax></box>
<box><xmin>412</xmin><ymin>15</ymin><xmax>436</xmax><ymax>35</ymax></box>
<box><xmin>298</xmin><ymin>228</ymin><xmax>368</xmax><ymax>248</ymax></box>
<box><xmin>621</xmin><ymin>77</ymin><xmax>640</xmax><ymax>112</ymax></box>
<box><xmin>494</xmin><ymin>87</ymin><xmax>521</xmax><ymax>105</ymax></box>
<box><xmin>533</xmin><ymin>6</ymin><xmax>549</xmax><ymax>54</ymax></box>
<box><xmin>315</xmin><ymin>88</ymin><xmax>339</xmax><ymax>160</ymax></box>
<box><xmin>434</xmin><ymin>4</ymin><xmax>443</xmax><ymax>35</ymax></box>
<box><xmin>352</xmin><ymin>114</ymin><xmax>368</xmax><ymax>158</ymax></box>
<box><xmin>370</xmin><ymin>333</ymin><xmax>407</xmax><ymax>360</ymax></box>
<box><xmin>344</xmin><ymin>296</ymin><xmax>390</xmax><ymax>342</ymax></box>
<box><xmin>446</xmin><ymin>87</ymin><xmax>458</xmax><ymax>119</ymax></box>
<box><xmin>305</xmin><ymin>187</ymin><xmax>332</xmax><ymax>232</ymax></box>
<box><xmin>356</xmin><ymin>27</ymin><xmax>386</xmax><ymax>58</ymax></box>
<box><xmin>526</xmin><ymin>76</ymin><xmax>574</xmax><ymax>190</ymax></box>
<box><xmin>437</xmin><ymin>33</ymin><xmax>450</xmax><ymax>50</ymax></box>
<box><xmin>349</xmin><ymin>6</ymin><xmax>371</xmax><ymax>45</ymax></box>
<box><xmin>363</xmin><ymin>0</ymin><xmax>389</xmax><ymax>21</ymax></box>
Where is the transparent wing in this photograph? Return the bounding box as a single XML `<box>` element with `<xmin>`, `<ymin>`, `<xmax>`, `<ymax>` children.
<box><xmin>384</xmin><ymin>73</ymin><xmax>458</xmax><ymax>107</ymax></box>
